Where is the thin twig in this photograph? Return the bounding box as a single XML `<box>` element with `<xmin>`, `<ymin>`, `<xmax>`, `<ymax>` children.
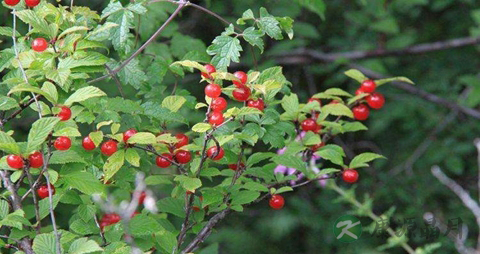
<box><xmin>25</xmin><ymin>168</ymin><xmax>41</xmax><ymax>233</ymax></box>
<box><xmin>104</xmin><ymin>64</ymin><xmax>125</xmax><ymax>98</ymax></box>
<box><xmin>423</xmin><ymin>212</ymin><xmax>473</xmax><ymax>254</ymax></box>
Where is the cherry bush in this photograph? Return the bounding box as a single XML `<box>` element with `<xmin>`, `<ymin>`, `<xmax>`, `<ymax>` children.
<box><xmin>0</xmin><ymin>0</ymin><xmax>417</xmax><ymax>253</ymax></box>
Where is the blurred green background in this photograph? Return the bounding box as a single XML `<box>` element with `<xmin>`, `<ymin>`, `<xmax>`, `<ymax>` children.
<box><xmin>3</xmin><ymin>0</ymin><xmax>480</xmax><ymax>253</ymax></box>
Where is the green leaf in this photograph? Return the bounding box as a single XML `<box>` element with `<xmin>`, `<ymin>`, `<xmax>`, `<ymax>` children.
<box><xmin>125</xmin><ymin>149</ymin><xmax>140</xmax><ymax>167</ymax></box>
<box><xmin>0</xmin><ymin>96</ymin><xmax>19</xmax><ymax>111</ymax></box>
<box><xmin>349</xmin><ymin>152</ymin><xmax>386</xmax><ymax>169</ymax></box>
<box><xmin>275</xmin><ymin>186</ymin><xmax>293</xmax><ymax>194</ymax></box>
<box><xmin>89</xmin><ymin>131</ymin><xmax>103</xmax><ymax>147</ymax></box>
<box><xmin>8</xmin><ymin>84</ymin><xmax>56</xmax><ymax>104</ymax></box>
<box><xmin>277</xmin><ymin>17</ymin><xmax>294</xmax><ymax>39</ymax></box>
<box><xmin>41</xmin><ymin>82</ymin><xmax>58</xmax><ymax>104</ymax></box>
<box><xmin>247</xmin><ymin>152</ymin><xmax>276</xmax><ymax>167</ymax></box>
<box><xmin>171</xmin><ymin>60</ymin><xmax>207</xmax><ymax>73</ymax></box>
<box><xmin>0</xmin><ymin>200</ymin><xmax>9</xmax><ymax>219</ymax></box>
<box><xmin>53</xmin><ymin>127</ymin><xmax>81</xmax><ymax>137</ymax></box>
<box><xmin>85</xmin><ymin>22</ymin><xmax>119</xmax><ymax>41</ymax></box>
<box><xmin>258</xmin><ymin>8</ymin><xmax>283</xmax><ymax>40</ymax></box>
<box><xmin>231</xmin><ymin>190</ymin><xmax>260</xmax><ymax>205</ymax></box>
<box><xmin>321</xmin><ymin>103</ymin><xmax>353</xmax><ymax>118</ymax></box>
<box><xmin>162</xmin><ymin>96</ymin><xmax>186</xmax><ymax>113</ymax></box>
<box><xmin>207</xmin><ymin>35</ymin><xmax>242</xmax><ymax>70</ymax></box>
<box><xmin>192</xmin><ymin>123</ymin><xmax>212</xmax><ymax>133</ymax></box>
<box><xmin>0</xmin><ymin>131</ymin><xmax>20</xmax><ymax>154</ymax></box>
<box><xmin>68</xmin><ymin>237</ymin><xmax>103</xmax><ymax>254</ymax></box>
<box><xmin>103</xmin><ymin>150</ymin><xmax>125</xmax><ymax>183</ymax></box>
<box><xmin>324</xmin><ymin>88</ymin><xmax>353</xmax><ymax>97</ymax></box>
<box><xmin>145</xmin><ymin>175</ymin><xmax>172</xmax><ymax>185</ymax></box>
<box><xmin>242</xmin><ymin>27</ymin><xmax>264</xmax><ymax>53</ymax></box>
<box><xmin>315</xmin><ymin>147</ymin><xmax>345</xmax><ymax>166</ymax></box>
<box><xmin>0</xmin><ymin>26</ymin><xmax>20</xmax><ymax>37</ymax></box>
<box><xmin>63</xmin><ymin>171</ymin><xmax>105</xmax><ymax>195</ymax></box>
<box><xmin>294</xmin><ymin>0</ymin><xmax>326</xmax><ymax>19</ymax></box>
<box><xmin>50</xmin><ymin>150</ymin><xmax>86</xmax><ymax>164</ymax></box>
<box><xmin>64</xmin><ymin>86</ymin><xmax>107</xmax><ymax>106</ymax></box>
<box><xmin>33</xmin><ymin>233</ymin><xmax>58</xmax><ymax>254</ymax></box>
<box><xmin>27</xmin><ymin>117</ymin><xmax>60</xmax><ymax>154</ymax></box>
<box><xmin>38</xmin><ymin>194</ymin><xmax>61</xmax><ymax>220</ymax></box>
<box><xmin>376</xmin><ymin>77</ymin><xmax>415</xmax><ymax>86</ymax></box>
<box><xmin>127</xmin><ymin>132</ymin><xmax>156</xmax><ymax>144</ymax></box>
<box><xmin>237</xmin><ymin>9</ymin><xmax>255</xmax><ymax>25</ymax></box>
<box><xmin>45</xmin><ymin>68</ymin><xmax>71</xmax><ymax>89</ymax></box>
<box><xmin>272</xmin><ymin>155</ymin><xmax>306</xmax><ymax>172</ymax></box>
<box><xmin>282</xmin><ymin>94</ymin><xmax>299</xmax><ymax>114</ymax></box>
<box><xmin>157</xmin><ymin>197</ymin><xmax>185</xmax><ymax>218</ymax></box>
<box><xmin>15</xmin><ymin>10</ymin><xmax>55</xmax><ymax>38</ymax></box>
<box><xmin>202</xmin><ymin>189</ymin><xmax>224</xmax><ymax>207</ymax></box>
<box><xmin>106</xmin><ymin>3</ymin><xmax>136</xmax><ymax>54</ymax></box>
<box><xmin>347</xmin><ymin>93</ymin><xmax>368</xmax><ymax>105</ymax></box>
<box><xmin>344</xmin><ymin>69</ymin><xmax>367</xmax><ymax>83</ymax></box>
<box><xmin>342</xmin><ymin>122</ymin><xmax>368</xmax><ymax>132</ymax></box>
<box><xmin>317</xmin><ymin>168</ymin><xmax>340</xmax><ymax>175</ymax></box>
<box><xmin>59</xmin><ymin>52</ymin><xmax>109</xmax><ymax>69</ymax></box>
<box><xmin>58</xmin><ymin>26</ymin><xmax>89</xmax><ymax>40</ymax></box>
<box><xmin>129</xmin><ymin>214</ymin><xmax>162</xmax><ymax>237</ymax></box>
<box><xmin>243</xmin><ymin>182</ymin><xmax>269</xmax><ymax>192</ymax></box>
<box><xmin>174</xmin><ymin>175</ymin><xmax>202</xmax><ymax>192</ymax></box>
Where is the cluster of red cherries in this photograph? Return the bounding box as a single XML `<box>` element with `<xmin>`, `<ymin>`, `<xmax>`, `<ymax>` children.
<box><xmin>5</xmin><ymin>0</ymin><xmax>40</xmax><ymax>7</ymax></box>
<box><xmin>352</xmin><ymin>79</ymin><xmax>385</xmax><ymax>121</ymax></box>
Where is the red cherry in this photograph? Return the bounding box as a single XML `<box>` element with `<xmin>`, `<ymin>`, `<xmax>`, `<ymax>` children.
<box><xmin>28</xmin><ymin>151</ymin><xmax>43</xmax><ymax>168</ymax></box>
<box><xmin>82</xmin><ymin>136</ymin><xmax>96</xmax><ymax>150</ymax></box>
<box><xmin>25</xmin><ymin>0</ymin><xmax>40</xmax><ymax>7</ymax></box>
<box><xmin>360</xmin><ymin>80</ymin><xmax>376</xmax><ymax>93</ymax></box>
<box><xmin>353</xmin><ymin>104</ymin><xmax>370</xmax><ymax>121</ymax></box>
<box><xmin>247</xmin><ymin>98</ymin><xmax>265</xmax><ymax>111</ymax></box>
<box><xmin>211</xmin><ymin>97</ymin><xmax>227</xmax><ymax>111</ymax></box>
<box><xmin>156</xmin><ymin>153</ymin><xmax>173</xmax><ymax>168</ymax></box>
<box><xmin>228</xmin><ymin>163</ymin><xmax>245</xmax><ymax>170</ymax></box>
<box><xmin>174</xmin><ymin>150</ymin><xmax>191</xmax><ymax>164</ymax></box>
<box><xmin>101</xmin><ymin>140</ymin><xmax>118</xmax><ymax>156</ymax></box>
<box><xmin>355</xmin><ymin>88</ymin><xmax>367</xmax><ymax>96</ymax></box>
<box><xmin>342</xmin><ymin>169</ymin><xmax>359</xmax><ymax>183</ymax></box>
<box><xmin>308</xmin><ymin>98</ymin><xmax>322</xmax><ymax>107</ymax></box>
<box><xmin>366</xmin><ymin>93</ymin><xmax>385</xmax><ymax>109</ymax></box>
<box><xmin>37</xmin><ymin>184</ymin><xmax>55</xmax><ymax>199</ymax></box>
<box><xmin>101</xmin><ymin>213</ymin><xmax>121</xmax><ymax>227</ymax></box>
<box><xmin>123</xmin><ymin>129</ymin><xmax>137</xmax><ymax>143</ymax></box>
<box><xmin>232</xmin><ymin>86</ymin><xmax>251</xmax><ymax>101</ymax></box>
<box><xmin>137</xmin><ymin>191</ymin><xmax>146</xmax><ymax>205</ymax></box>
<box><xmin>57</xmin><ymin>106</ymin><xmax>71</xmax><ymax>121</ymax></box>
<box><xmin>31</xmin><ymin>38</ymin><xmax>48</xmax><ymax>52</ymax></box>
<box><xmin>269</xmin><ymin>194</ymin><xmax>285</xmax><ymax>210</ymax></box>
<box><xmin>233</xmin><ymin>71</ymin><xmax>248</xmax><ymax>87</ymax></box>
<box><xmin>208</xmin><ymin>111</ymin><xmax>224</xmax><ymax>126</ymax></box>
<box><xmin>301</xmin><ymin>118</ymin><xmax>319</xmax><ymax>132</ymax></box>
<box><xmin>310</xmin><ymin>143</ymin><xmax>324</xmax><ymax>152</ymax></box>
<box><xmin>175</xmin><ymin>133</ymin><xmax>189</xmax><ymax>148</ymax></box>
<box><xmin>54</xmin><ymin>136</ymin><xmax>71</xmax><ymax>150</ymax></box>
<box><xmin>205</xmin><ymin>83</ymin><xmax>222</xmax><ymax>98</ymax></box>
<box><xmin>206</xmin><ymin>146</ymin><xmax>224</xmax><ymax>160</ymax></box>
<box><xmin>201</xmin><ymin>64</ymin><xmax>216</xmax><ymax>80</ymax></box>
<box><xmin>192</xmin><ymin>206</ymin><xmax>201</xmax><ymax>212</ymax></box>
<box><xmin>99</xmin><ymin>221</ymin><xmax>109</xmax><ymax>231</ymax></box>
<box><xmin>6</xmin><ymin>155</ymin><xmax>24</xmax><ymax>169</ymax></box>
<box><xmin>4</xmin><ymin>0</ymin><xmax>20</xmax><ymax>6</ymax></box>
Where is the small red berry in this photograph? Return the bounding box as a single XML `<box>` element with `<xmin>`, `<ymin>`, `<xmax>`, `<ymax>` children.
<box><xmin>57</xmin><ymin>106</ymin><xmax>71</xmax><ymax>121</ymax></box>
<box><xmin>228</xmin><ymin>163</ymin><xmax>245</xmax><ymax>170</ymax></box>
<box><xmin>232</xmin><ymin>86</ymin><xmax>251</xmax><ymax>101</ymax></box>
<box><xmin>355</xmin><ymin>88</ymin><xmax>367</xmax><ymax>96</ymax></box>
<box><xmin>201</xmin><ymin>64</ymin><xmax>216</xmax><ymax>80</ymax></box>
<box><xmin>342</xmin><ymin>169</ymin><xmax>359</xmax><ymax>183</ymax></box>
<box><xmin>360</xmin><ymin>80</ymin><xmax>376</xmax><ymax>93</ymax></box>
<box><xmin>366</xmin><ymin>93</ymin><xmax>385</xmax><ymax>109</ymax></box>
<box><xmin>156</xmin><ymin>153</ymin><xmax>173</xmax><ymax>168</ymax></box>
<box><xmin>25</xmin><ymin>0</ymin><xmax>40</xmax><ymax>7</ymax></box>
<box><xmin>137</xmin><ymin>191</ymin><xmax>146</xmax><ymax>205</ymax></box>
<box><xmin>269</xmin><ymin>194</ymin><xmax>285</xmax><ymax>210</ymax></box>
<box><xmin>37</xmin><ymin>184</ymin><xmax>55</xmax><ymax>199</ymax></box>
<box><xmin>233</xmin><ymin>71</ymin><xmax>248</xmax><ymax>87</ymax></box>
<box><xmin>6</xmin><ymin>155</ymin><xmax>24</xmax><ymax>169</ymax></box>
<box><xmin>174</xmin><ymin>150</ymin><xmax>191</xmax><ymax>164</ymax></box>
<box><xmin>301</xmin><ymin>118</ymin><xmax>319</xmax><ymax>132</ymax></box>
<box><xmin>247</xmin><ymin>98</ymin><xmax>265</xmax><ymax>111</ymax></box>
<box><xmin>175</xmin><ymin>133</ymin><xmax>189</xmax><ymax>148</ymax></box>
<box><xmin>207</xmin><ymin>146</ymin><xmax>224</xmax><ymax>160</ymax></box>
<box><xmin>211</xmin><ymin>97</ymin><xmax>227</xmax><ymax>111</ymax></box>
<box><xmin>308</xmin><ymin>98</ymin><xmax>322</xmax><ymax>106</ymax></box>
<box><xmin>353</xmin><ymin>104</ymin><xmax>370</xmax><ymax>121</ymax></box>
<box><xmin>82</xmin><ymin>136</ymin><xmax>96</xmax><ymax>151</ymax></box>
<box><xmin>5</xmin><ymin>0</ymin><xmax>20</xmax><ymax>6</ymax></box>
<box><xmin>123</xmin><ymin>129</ymin><xmax>137</xmax><ymax>143</ymax></box>
<box><xmin>28</xmin><ymin>151</ymin><xmax>43</xmax><ymax>168</ymax></box>
<box><xmin>101</xmin><ymin>140</ymin><xmax>118</xmax><ymax>156</ymax></box>
<box><xmin>192</xmin><ymin>206</ymin><xmax>201</xmax><ymax>212</ymax></box>
<box><xmin>32</xmin><ymin>38</ymin><xmax>48</xmax><ymax>52</ymax></box>
<box><xmin>205</xmin><ymin>83</ymin><xmax>222</xmax><ymax>98</ymax></box>
<box><xmin>54</xmin><ymin>136</ymin><xmax>71</xmax><ymax>150</ymax></box>
<box><xmin>208</xmin><ymin>111</ymin><xmax>224</xmax><ymax>126</ymax></box>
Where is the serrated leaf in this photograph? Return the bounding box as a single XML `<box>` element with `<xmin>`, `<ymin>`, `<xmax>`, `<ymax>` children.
<box><xmin>162</xmin><ymin>96</ymin><xmax>186</xmax><ymax>113</ymax></box>
<box><xmin>347</xmin><ymin>93</ymin><xmax>369</xmax><ymax>105</ymax></box>
<box><xmin>32</xmin><ymin>233</ymin><xmax>58</xmax><ymax>254</ymax></box>
<box><xmin>0</xmin><ymin>96</ymin><xmax>19</xmax><ymax>111</ymax></box>
<box><xmin>0</xmin><ymin>131</ymin><xmax>20</xmax><ymax>154</ymax></box>
<box><xmin>321</xmin><ymin>103</ymin><xmax>353</xmax><ymax>118</ymax></box>
<box><xmin>202</xmin><ymin>189</ymin><xmax>224</xmax><ymax>207</ymax></box>
<box><xmin>171</xmin><ymin>60</ymin><xmax>207</xmax><ymax>73</ymax></box>
<box><xmin>49</xmin><ymin>150</ymin><xmax>86</xmax><ymax>164</ymax></box>
<box><xmin>344</xmin><ymin>69</ymin><xmax>368</xmax><ymax>83</ymax></box>
<box><xmin>195</xmin><ymin>102</ymin><xmax>208</xmax><ymax>109</ymax></box>
<box><xmin>129</xmin><ymin>215</ymin><xmax>162</xmax><ymax>237</ymax></box>
<box><xmin>125</xmin><ymin>149</ymin><xmax>140</xmax><ymax>167</ymax></box>
<box><xmin>58</xmin><ymin>26</ymin><xmax>89</xmax><ymax>40</ymax></box>
<box><xmin>272</xmin><ymin>155</ymin><xmax>306</xmax><ymax>172</ymax></box>
<box><xmin>174</xmin><ymin>175</ymin><xmax>202</xmax><ymax>192</ymax></box>
<box><xmin>207</xmin><ymin>35</ymin><xmax>242</xmax><ymax>70</ymax></box>
<box><xmin>157</xmin><ymin>197</ymin><xmax>185</xmax><ymax>218</ymax></box>
<box><xmin>231</xmin><ymin>190</ymin><xmax>260</xmax><ymax>205</ymax></box>
<box><xmin>324</xmin><ymin>88</ymin><xmax>353</xmax><ymax>97</ymax></box>
<box><xmin>349</xmin><ymin>153</ymin><xmax>386</xmax><ymax>169</ymax></box>
<box><xmin>294</xmin><ymin>0</ymin><xmax>325</xmax><ymax>19</ymax></box>
<box><xmin>64</xmin><ymin>86</ymin><xmax>106</xmax><ymax>106</ymax></box>
<box><xmin>45</xmin><ymin>68</ymin><xmax>71</xmax><ymax>89</ymax></box>
<box><xmin>258</xmin><ymin>8</ymin><xmax>283</xmax><ymax>40</ymax></box>
<box><xmin>282</xmin><ymin>94</ymin><xmax>299</xmax><ymax>114</ymax></box>
<box><xmin>96</xmin><ymin>121</ymin><xmax>113</xmax><ymax>130</ymax></box>
<box><xmin>156</xmin><ymin>133</ymin><xmax>177</xmax><ymax>144</ymax></box>
<box><xmin>53</xmin><ymin>127</ymin><xmax>81</xmax><ymax>137</ymax></box>
<box><xmin>192</xmin><ymin>123</ymin><xmax>212</xmax><ymax>133</ymax></box>
<box><xmin>27</xmin><ymin>117</ymin><xmax>60</xmax><ymax>153</ymax></box>
<box><xmin>85</xmin><ymin>22</ymin><xmax>119</xmax><ymax>41</ymax></box>
<box><xmin>342</xmin><ymin>122</ymin><xmax>368</xmax><ymax>132</ymax></box>
<box><xmin>8</xmin><ymin>84</ymin><xmax>56</xmax><ymax>104</ymax></box>
<box><xmin>242</xmin><ymin>27</ymin><xmax>264</xmax><ymax>53</ymax></box>
<box><xmin>15</xmin><ymin>10</ymin><xmax>55</xmax><ymax>38</ymax></box>
<box><xmin>41</xmin><ymin>82</ymin><xmax>58</xmax><ymax>104</ymax></box>
<box><xmin>103</xmin><ymin>150</ymin><xmax>125</xmax><ymax>183</ymax></box>
<box><xmin>247</xmin><ymin>152</ymin><xmax>275</xmax><ymax>167</ymax></box>
<box><xmin>38</xmin><ymin>194</ymin><xmax>61</xmax><ymax>220</ymax></box>
<box><xmin>376</xmin><ymin>76</ymin><xmax>415</xmax><ymax>86</ymax></box>
<box><xmin>63</xmin><ymin>171</ymin><xmax>105</xmax><ymax>195</ymax></box>
<box><xmin>68</xmin><ymin>237</ymin><xmax>103</xmax><ymax>254</ymax></box>
<box><xmin>58</xmin><ymin>52</ymin><xmax>109</xmax><ymax>69</ymax></box>
<box><xmin>315</xmin><ymin>147</ymin><xmax>345</xmax><ymax>166</ymax></box>
<box><xmin>275</xmin><ymin>186</ymin><xmax>293</xmax><ymax>194</ymax></box>
<box><xmin>317</xmin><ymin>168</ymin><xmax>340</xmax><ymax>175</ymax></box>
<box><xmin>0</xmin><ymin>26</ymin><xmax>20</xmax><ymax>37</ymax></box>
<box><xmin>89</xmin><ymin>131</ymin><xmax>103</xmax><ymax>147</ymax></box>
<box><xmin>127</xmin><ymin>132</ymin><xmax>156</xmax><ymax>144</ymax></box>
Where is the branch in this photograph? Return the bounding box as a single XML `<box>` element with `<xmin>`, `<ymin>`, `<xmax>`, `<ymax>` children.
<box><xmin>87</xmin><ymin>1</ymin><xmax>187</xmax><ymax>84</ymax></box>
<box><xmin>24</xmin><ymin>168</ymin><xmax>41</xmax><ymax>233</ymax></box>
<box><xmin>1</xmin><ymin>95</ymin><xmax>42</xmax><ymax>125</ymax></box>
